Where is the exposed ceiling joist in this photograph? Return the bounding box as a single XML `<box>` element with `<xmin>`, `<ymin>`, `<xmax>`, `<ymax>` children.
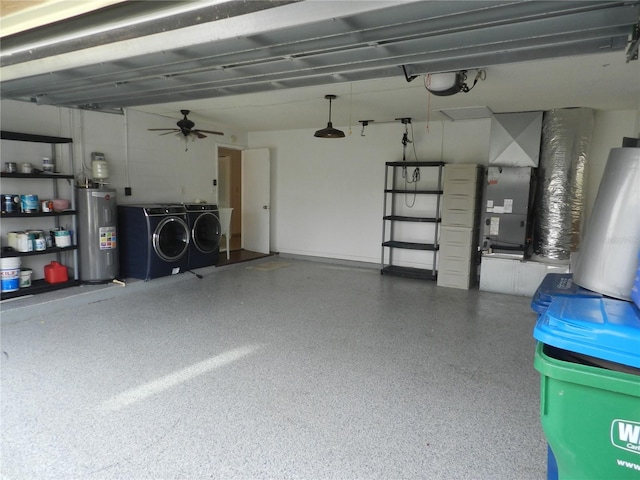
<box><xmin>0</xmin><ymin>0</ymin><xmax>638</xmax><ymax>117</ymax></box>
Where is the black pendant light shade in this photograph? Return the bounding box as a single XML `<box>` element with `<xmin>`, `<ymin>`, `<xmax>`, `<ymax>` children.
<box><xmin>314</xmin><ymin>95</ymin><xmax>345</xmax><ymax>138</ymax></box>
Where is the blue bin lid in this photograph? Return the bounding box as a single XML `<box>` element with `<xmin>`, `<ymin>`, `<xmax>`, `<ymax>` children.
<box><xmin>534</xmin><ymin>296</ymin><xmax>640</xmax><ymax>368</ymax></box>
<box><xmin>531</xmin><ymin>273</ymin><xmax>601</xmax><ymax>315</ymax></box>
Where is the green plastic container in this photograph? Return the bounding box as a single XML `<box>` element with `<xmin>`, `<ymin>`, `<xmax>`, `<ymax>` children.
<box><xmin>534</xmin><ymin>296</ymin><xmax>640</xmax><ymax>479</ymax></box>
<box><xmin>534</xmin><ymin>288</ymin><xmax>640</xmax><ymax>480</ymax></box>
<box><xmin>535</xmin><ymin>343</ymin><xmax>640</xmax><ymax>479</ymax></box>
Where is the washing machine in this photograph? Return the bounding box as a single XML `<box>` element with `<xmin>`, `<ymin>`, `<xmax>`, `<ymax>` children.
<box><xmin>118</xmin><ymin>204</ymin><xmax>190</xmax><ymax>280</ymax></box>
<box><xmin>184</xmin><ymin>203</ymin><xmax>222</xmax><ymax>269</ymax></box>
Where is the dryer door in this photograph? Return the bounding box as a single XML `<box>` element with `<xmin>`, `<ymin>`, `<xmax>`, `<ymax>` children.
<box><xmin>192</xmin><ymin>212</ymin><xmax>222</xmax><ymax>254</ymax></box>
<box><xmin>152</xmin><ymin>216</ymin><xmax>190</xmax><ymax>261</ymax></box>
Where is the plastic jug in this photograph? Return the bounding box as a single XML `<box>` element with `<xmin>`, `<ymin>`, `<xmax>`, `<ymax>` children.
<box><xmin>44</xmin><ymin>261</ymin><xmax>68</xmax><ymax>284</ymax></box>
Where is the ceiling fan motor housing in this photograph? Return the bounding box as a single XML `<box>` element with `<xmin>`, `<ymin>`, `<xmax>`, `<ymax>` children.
<box><xmin>177</xmin><ymin>111</ymin><xmax>195</xmax><ymax>134</ymax></box>
<box><xmin>148</xmin><ymin>110</ymin><xmax>224</xmax><ymax>138</ymax></box>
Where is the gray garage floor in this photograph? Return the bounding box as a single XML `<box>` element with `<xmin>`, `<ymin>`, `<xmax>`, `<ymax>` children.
<box><xmin>1</xmin><ymin>257</ymin><xmax>546</xmax><ymax>479</ymax></box>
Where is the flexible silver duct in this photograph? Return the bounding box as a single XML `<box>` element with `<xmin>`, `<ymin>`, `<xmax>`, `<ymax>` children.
<box><xmin>533</xmin><ymin>108</ymin><xmax>594</xmax><ymax>261</ymax></box>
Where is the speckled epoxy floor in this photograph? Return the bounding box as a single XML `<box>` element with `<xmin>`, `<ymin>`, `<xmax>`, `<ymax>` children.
<box><xmin>1</xmin><ymin>258</ymin><xmax>546</xmax><ymax>479</ymax></box>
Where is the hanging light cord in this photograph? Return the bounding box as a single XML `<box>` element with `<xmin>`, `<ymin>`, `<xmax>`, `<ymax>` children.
<box><xmin>424</xmin><ymin>75</ymin><xmax>432</xmax><ymax>132</ymax></box>
<box><xmin>348</xmin><ymin>83</ymin><xmax>353</xmax><ymax>136</ymax></box>
<box><xmin>401</xmin><ymin>122</ymin><xmax>420</xmax><ymax>182</ymax></box>
<box><xmin>400</xmin><ymin>122</ymin><xmax>420</xmax><ymax>207</ymax></box>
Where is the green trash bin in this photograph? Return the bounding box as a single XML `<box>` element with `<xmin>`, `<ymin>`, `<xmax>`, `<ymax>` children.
<box><xmin>534</xmin><ymin>296</ymin><xmax>640</xmax><ymax>480</ymax></box>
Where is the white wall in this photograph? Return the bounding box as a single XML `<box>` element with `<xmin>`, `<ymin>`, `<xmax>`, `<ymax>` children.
<box><xmin>0</xmin><ymin>99</ymin><xmax>247</xmax><ymax>204</ymax></box>
<box><xmin>250</xmin><ymin>111</ymin><xmax>637</xmax><ymax>265</ymax></box>
<box><xmin>3</xmin><ymin>98</ymin><xmax>636</xmax><ymax>269</ymax></box>
<box><xmin>249</xmin><ymin>119</ymin><xmax>491</xmax><ymax>264</ymax></box>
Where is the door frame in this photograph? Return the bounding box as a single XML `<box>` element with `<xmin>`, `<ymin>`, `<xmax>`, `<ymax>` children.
<box><xmin>215</xmin><ymin>144</ymin><xmax>270</xmax><ymax>254</ymax></box>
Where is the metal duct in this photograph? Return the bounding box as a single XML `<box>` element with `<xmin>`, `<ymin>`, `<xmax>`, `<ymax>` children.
<box><xmin>573</xmin><ymin>148</ymin><xmax>640</xmax><ymax>300</ymax></box>
<box><xmin>533</xmin><ymin>108</ymin><xmax>594</xmax><ymax>262</ymax></box>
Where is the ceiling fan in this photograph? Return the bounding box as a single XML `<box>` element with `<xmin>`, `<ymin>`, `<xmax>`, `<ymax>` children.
<box><xmin>148</xmin><ymin>110</ymin><xmax>224</xmax><ymax>138</ymax></box>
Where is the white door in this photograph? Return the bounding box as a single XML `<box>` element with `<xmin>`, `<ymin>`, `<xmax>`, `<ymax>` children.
<box><xmin>242</xmin><ymin>148</ymin><xmax>270</xmax><ymax>254</ymax></box>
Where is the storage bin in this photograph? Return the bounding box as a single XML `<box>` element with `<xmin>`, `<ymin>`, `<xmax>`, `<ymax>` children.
<box><xmin>632</xmin><ymin>250</ymin><xmax>640</xmax><ymax>310</ymax></box>
<box><xmin>533</xmin><ymin>296</ymin><xmax>640</xmax><ymax>480</ymax></box>
<box><xmin>531</xmin><ymin>273</ymin><xmax>601</xmax><ymax>315</ymax></box>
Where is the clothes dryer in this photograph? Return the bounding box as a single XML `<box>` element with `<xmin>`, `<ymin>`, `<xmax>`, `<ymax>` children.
<box><xmin>184</xmin><ymin>203</ymin><xmax>221</xmax><ymax>269</ymax></box>
<box><xmin>118</xmin><ymin>204</ymin><xmax>190</xmax><ymax>280</ymax></box>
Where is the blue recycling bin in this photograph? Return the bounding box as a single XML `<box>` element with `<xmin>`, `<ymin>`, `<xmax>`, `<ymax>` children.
<box><xmin>531</xmin><ymin>273</ymin><xmax>601</xmax><ymax>315</ymax></box>
<box><xmin>632</xmin><ymin>250</ymin><xmax>640</xmax><ymax>310</ymax></box>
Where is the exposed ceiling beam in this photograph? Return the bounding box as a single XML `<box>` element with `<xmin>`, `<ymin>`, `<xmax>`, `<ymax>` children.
<box><xmin>1</xmin><ymin>0</ymin><xmax>638</xmax><ymax>113</ymax></box>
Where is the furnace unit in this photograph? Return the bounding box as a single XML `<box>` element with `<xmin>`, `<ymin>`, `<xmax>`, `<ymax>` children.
<box><xmin>481</xmin><ymin>166</ymin><xmax>535</xmax><ymax>256</ymax></box>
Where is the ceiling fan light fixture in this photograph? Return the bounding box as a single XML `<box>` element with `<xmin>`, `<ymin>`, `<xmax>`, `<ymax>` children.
<box><xmin>314</xmin><ymin>94</ymin><xmax>345</xmax><ymax>138</ymax></box>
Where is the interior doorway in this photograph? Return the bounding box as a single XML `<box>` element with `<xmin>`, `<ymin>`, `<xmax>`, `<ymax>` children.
<box><xmin>218</xmin><ymin>147</ymin><xmax>242</xmax><ymax>253</ymax></box>
<box><xmin>216</xmin><ymin>145</ymin><xmax>273</xmax><ymax>266</ymax></box>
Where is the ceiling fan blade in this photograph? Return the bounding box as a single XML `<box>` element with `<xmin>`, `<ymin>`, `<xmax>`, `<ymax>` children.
<box><xmin>148</xmin><ymin>128</ymin><xmax>179</xmax><ymax>131</ymax></box>
<box><xmin>160</xmin><ymin>131</ymin><xmax>178</xmax><ymax>136</ymax></box>
<box><xmin>193</xmin><ymin>131</ymin><xmax>207</xmax><ymax>139</ymax></box>
<box><xmin>195</xmin><ymin>129</ymin><xmax>224</xmax><ymax>136</ymax></box>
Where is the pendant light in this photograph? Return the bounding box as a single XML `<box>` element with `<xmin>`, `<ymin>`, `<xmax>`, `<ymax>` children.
<box><xmin>314</xmin><ymin>94</ymin><xmax>345</xmax><ymax>138</ymax></box>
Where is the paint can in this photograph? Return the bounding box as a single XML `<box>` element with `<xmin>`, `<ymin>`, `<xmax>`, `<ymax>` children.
<box><xmin>6</xmin><ymin>231</ymin><xmax>20</xmax><ymax>249</ymax></box>
<box><xmin>0</xmin><ymin>257</ymin><xmax>21</xmax><ymax>292</ymax></box>
<box><xmin>2</xmin><ymin>194</ymin><xmax>19</xmax><ymax>213</ymax></box>
<box><xmin>20</xmin><ymin>194</ymin><xmax>39</xmax><ymax>213</ymax></box>
<box><xmin>16</xmin><ymin>232</ymin><xmax>32</xmax><ymax>252</ymax></box>
<box><xmin>26</xmin><ymin>230</ymin><xmax>46</xmax><ymax>251</ymax></box>
<box><xmin>52</xmin><ymin>229</ymin><xmax>71</xmax><ymax>247</ymax></box>
<box><xmin>19</xmin><ymin>268</ymin><xmax>32</xmax><ymax>288</ymax></box>
<box><xmin>42</xmin><ymin>157</ymin><xmax>54</xmax><ymax>173</ymax></box>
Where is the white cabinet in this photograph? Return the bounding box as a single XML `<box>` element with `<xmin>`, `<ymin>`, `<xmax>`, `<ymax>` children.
<box><xmin>437</xmin><ymin>164</ymin><xmax>483</xmax><ymax>289</ymax></box>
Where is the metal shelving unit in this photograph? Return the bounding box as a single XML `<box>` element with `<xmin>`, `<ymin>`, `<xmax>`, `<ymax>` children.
<box><xmin>1</xmin><ymin>131</ymin><xmax>79</xmax><ymax>299</ymax></box>
<box><xmin>381</xmin><ymin>161</ymin><xmax>445</xmax><ymax>280</ymax></box>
